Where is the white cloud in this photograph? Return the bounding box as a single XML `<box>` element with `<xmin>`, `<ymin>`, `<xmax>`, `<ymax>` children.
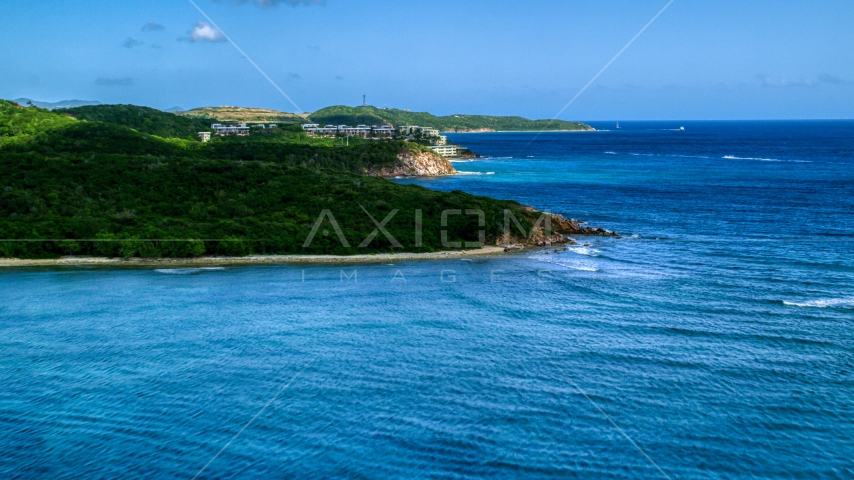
<box><xmin>183</xmin><ymin>21</ymin><xmax>226</xmax><ymax>43</ymax></box>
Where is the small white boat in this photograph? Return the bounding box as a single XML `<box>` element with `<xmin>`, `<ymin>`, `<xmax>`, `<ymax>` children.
<box><xmin>679</xmin><ymin>126</ymin><xmax>685</xmax><ymax>131</ymax></box>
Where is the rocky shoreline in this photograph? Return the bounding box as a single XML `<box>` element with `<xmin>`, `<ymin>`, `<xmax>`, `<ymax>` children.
<box><xmin>497</xmin><ymin>210</ymin><xmax>618</xmax><ymax>252</ymax></box>
<box><xmin>0</xmin><ymin>212</ymin><xmax>617</xmax><ymax>268</ymax></box>
<box><xmin>368</xmin><ymin>149</ymin><xmax>456</xmax><ymax>177</ymax></box>
<box><xmin>0</xmin><ymin>217</ymin><xmax>616</xmax><ymax>268</ymax></box>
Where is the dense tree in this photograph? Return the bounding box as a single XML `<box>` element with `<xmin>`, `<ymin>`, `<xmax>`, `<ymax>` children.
<box><xmin>0</xmin><ymin>100</ymin><xmax>537</xmax><ymax>259</ymax></box>
<box><xmin>57</xmin><ymin>104</ymin><xmax>215</xmax><ymax>140</ymax></box>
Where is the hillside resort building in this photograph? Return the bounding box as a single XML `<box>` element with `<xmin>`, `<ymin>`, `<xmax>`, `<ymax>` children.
<box><xmin>301</xmin><ymin>123</ymin><xmax>462</xmax><ymax>157</ymax></box>
<box><xmin>211</xmin><ymin>124</ymin><xmax>250</xmax><ymax>136</ymax></box>
<box><xmin>302</xmin><ymin>124</ymin><xmax>395</xmax><ymax>138</ymax></box>
<box><xmin>428</xmin><ymin>144</ymin><xmax>459</xmax><ymax>157</ymax></box>
<box><xmin>397</xmin><ymin>126</ymin><xmax>440</xmax><ymax>137</ymax></box>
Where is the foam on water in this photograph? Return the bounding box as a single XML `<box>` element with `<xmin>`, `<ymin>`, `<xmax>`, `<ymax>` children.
<box><xmin>551</xmin><ymin>261</ymin><xmax>599</xmax><ymax>272</ymax></box>
<box><xmin>566</xmin><ymin>245</ymin><xmax>601</xmax><ymax>257</ymax></box>
<box><xmin>782</xmin><ymin>297</ymin><xmax>854</xmax><ymax>309</ymax></box>
<box><xmin>723</xmin><ymin>155</ymin><xmax>811</xmax><ymax>163</ymax></box>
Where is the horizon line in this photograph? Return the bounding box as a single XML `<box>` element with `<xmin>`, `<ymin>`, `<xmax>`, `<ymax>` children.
<box><xmin>4</xmin><ymin>97</ymin><xmax>853</xmax><ymax>122</ymax></box>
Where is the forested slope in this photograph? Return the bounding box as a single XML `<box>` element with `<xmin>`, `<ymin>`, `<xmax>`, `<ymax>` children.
<box><xmin>0</xmin><ymin>100</ymin><xmax>538</xmax><ymax>259</ymax></box>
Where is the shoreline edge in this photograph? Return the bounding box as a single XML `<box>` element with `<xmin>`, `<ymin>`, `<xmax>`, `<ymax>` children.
<box><xmin>0</xmin><ymin>246</ymin><xmax>507</xmax><ymax>268</ymax></box>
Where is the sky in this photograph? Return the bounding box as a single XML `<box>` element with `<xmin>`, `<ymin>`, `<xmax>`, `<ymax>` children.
<box><xmin>2</xmin><ymin>0</ymin><xmax>853</xmax><ymax>120</ymax></box>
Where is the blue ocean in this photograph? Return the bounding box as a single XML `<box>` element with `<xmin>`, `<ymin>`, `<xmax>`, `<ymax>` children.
<box><xmin>2</xmin><ymin>121</ymin><xmax>853</xmax><ymax>478</ymax></box>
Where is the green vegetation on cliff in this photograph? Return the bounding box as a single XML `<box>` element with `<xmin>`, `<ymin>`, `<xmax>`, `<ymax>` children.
<box><xmin>308</xmin><ymin>105</ymin><xmax>592</xmax><ymax>132</ymax></box>
<box><xmin>0</xmin><ymin>100</ymin><xmax>539</xmax><ymax>259</ymax></box>
<box><xmin>57</xmin><ymin>104</ymin><xmax>215</xmax><ymax>140</ymax></box>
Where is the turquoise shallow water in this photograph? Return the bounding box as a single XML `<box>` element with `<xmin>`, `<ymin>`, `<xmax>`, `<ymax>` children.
<box><xmin>2</xmin><ymin>121</ymin><xmax>853</xmax><ymax>478</ymax></box>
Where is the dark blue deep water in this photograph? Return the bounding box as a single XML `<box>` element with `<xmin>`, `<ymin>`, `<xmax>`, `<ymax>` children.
<box><xmin>2</xmin><ymin>121</ymin><xmax>853</xmax><ymax>478</ymax></box>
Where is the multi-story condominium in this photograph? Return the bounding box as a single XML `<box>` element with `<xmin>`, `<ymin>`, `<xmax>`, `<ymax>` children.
<box><xmin>418</xmin><ymin>127</ymin><xmax>440</xmax><ymax>137</ymax></box>
<box><xmin>211</xmin><ymin>123</ymin><xmax>250</xmax><ymax>136</ymax></box>
<box><xmin>372</xmin><ymin>125</ymin><xmax>395</xmax><ymax>137</ymax></box>
<box><xmin>429</xmin><ymin>145</ymin><xmax>459</xmax><ymax>157</ymax></box>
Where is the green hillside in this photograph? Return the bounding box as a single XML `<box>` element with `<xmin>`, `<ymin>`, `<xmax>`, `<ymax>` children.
<box><xmin>0</xmin><ymin>101</ymin><xmax>77</xmax><ymax>138</ymax></box>
<box><xmin>0</xmin><ymin>100</ymin><xmax>540</xmax><ymax>259</ymax></box>
<box><xmin>308</xmin><ymin>105</ymin><xmax>593</xmax><ymax>132</ymax></box>
<box><xmin>57</xmin><ymin>104</ymin><xmax>215</xmax><ymax>140</ymax></box>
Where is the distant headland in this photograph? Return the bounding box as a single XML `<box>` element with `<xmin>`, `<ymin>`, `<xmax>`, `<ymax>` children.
<box><xmin>0</xmin><ymin>99</ymin><xmax>610</xmax><ymax>261</ymax></box>
<box><xmin>177</xmin><ymin>104</ymin><xmax>594</xmax><ymax>133</ymax></box>
<box><xmin>303</xmin><ymin>105</ymin><xmax>594</xmax><ymax>132</ymax></box>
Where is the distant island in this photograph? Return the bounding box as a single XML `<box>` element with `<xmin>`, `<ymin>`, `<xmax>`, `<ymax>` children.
<box><xmin>0</xmin><ymin>100</ymin><xmax>608</xmax><ymax>261</ymax></box>
<box><xmin>308</xmin><ymin>105</ymin><xmax>594</xmax><ymax>132</ymax></box>
<box><xmin>14</xmin><ymin>98</ymin><xmax>101</xmax><ymax>110</ymax></box>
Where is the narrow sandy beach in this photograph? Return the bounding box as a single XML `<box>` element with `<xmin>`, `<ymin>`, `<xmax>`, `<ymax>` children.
<box><xmin>0</xmin><ymin>246</ymin><xmax>507</xmax><ymax>268</ymax></box>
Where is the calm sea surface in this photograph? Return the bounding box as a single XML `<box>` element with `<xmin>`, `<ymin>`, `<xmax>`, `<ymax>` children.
<box><xmin>2</xmin><ymin>121</ymin><xmax>853</xmax><ymax>478</ymax></box>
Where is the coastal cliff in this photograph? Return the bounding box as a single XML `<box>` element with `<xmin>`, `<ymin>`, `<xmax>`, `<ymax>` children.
<box><xmin>367</xmin><ymin>148</ymin><xmax>456</xmax><ymax>177</ymax></box>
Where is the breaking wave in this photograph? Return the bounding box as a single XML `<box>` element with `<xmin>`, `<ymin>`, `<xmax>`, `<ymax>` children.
<box><xmin>782</xmin><ymin>298</ymin><xmax>854</xmax><ymax>309</ymax></box>
<box><xmin>566</xmin><ymin>246</ymin><xmax>601</xmax><ymax>257</ymax></box>
<box><xmin>552</xmin><ymin>262</ymin><xmax>599</xmax><ymax>272</ymax></box>
<box><xmin>723</xmin><ymin>155</ymin><xmax>811</xmax><ymax>163</ymax></box>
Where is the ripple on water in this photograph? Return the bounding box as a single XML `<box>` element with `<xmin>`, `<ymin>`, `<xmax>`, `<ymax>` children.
<box><xmin>154</xmin><ymin>267</ymin><xmax>226</xmax><ymax>275</ymax></box>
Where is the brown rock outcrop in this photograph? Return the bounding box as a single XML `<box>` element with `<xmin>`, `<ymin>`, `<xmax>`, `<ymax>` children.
<box><xmin>549</xmin><ymin>213</ymin><xmax>617</xmax><ymax>236</ymax></box>
<box><xmin>494</xmin><ymin>210</ymin><xmax>618</xmax><ymax>250</ymax></box>
<box><xmin>367</xmin><ymin>149</ymin><xmax>456</xmax><ymax>177</ymax></box>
